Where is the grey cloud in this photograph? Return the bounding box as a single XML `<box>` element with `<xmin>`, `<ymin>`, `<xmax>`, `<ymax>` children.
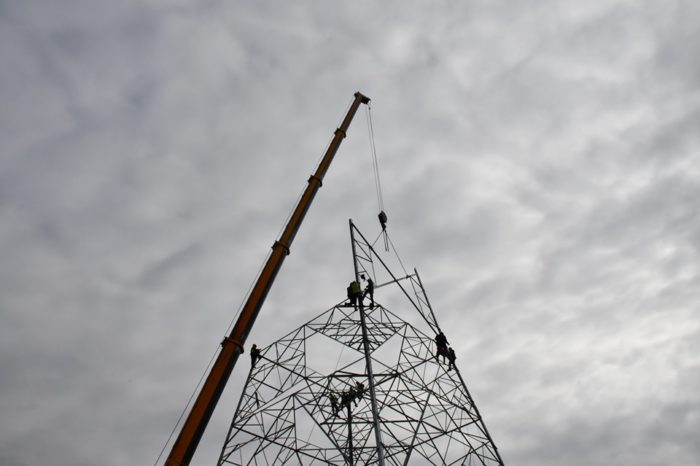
<box><xmin>2</xmin><ymin>1</ymin><xmax>700</xmax><ymax>465</ymax></box>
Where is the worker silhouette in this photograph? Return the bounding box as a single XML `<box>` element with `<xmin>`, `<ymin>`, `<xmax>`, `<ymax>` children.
<box><xmin>250</xmin><ymin>344</ymin><xmax>261</xmax><ymax>366</ymax></box>
<box><xmin>341</xmin><ymin>390</ymin><xmax>352</xmax><ymax>411</ymax></box>
<box><xmin>349</xmin><ymin>385</ymin><xmax>358</xmax><ymax>406</ymax></box>
<box><xmin>363</xmin><ymin>277</ymin><xmax>375</xmax><ymax>309</ymax></box>
<box><xmin>434</xmin><ymin>331</ymin><xmax>449</xmax><ymax>363</ymax></box>
<box><xmin>447</xmin><ymin>347</ymin><xmax>457</xmax><ymax>371</ymax></box>
<box><xmin>329</xmin><ymin>393</ymin><xmax>339</xmax><ymax>416</ymax></box>
<box><xmin>355</xmin><ymin>381</ymin><xmax>365</xmax><ymax>402</ymax></box>
<box><xmin>347</xmin><ymin>280</ymin><xmax>362</xmax><ymax>306</ymax></box>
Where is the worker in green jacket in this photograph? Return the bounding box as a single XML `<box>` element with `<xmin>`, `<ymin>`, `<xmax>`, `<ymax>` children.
<box><xmin>348</xmin><ymin>280</ymin><xmax>362</xmax><ymax>306</ymax></box>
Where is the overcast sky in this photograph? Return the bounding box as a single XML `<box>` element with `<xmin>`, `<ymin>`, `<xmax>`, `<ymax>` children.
<box><xmin>1</xmin><ymin>1</ymin><xmax>699</xmax><ymax>465</ymax></box>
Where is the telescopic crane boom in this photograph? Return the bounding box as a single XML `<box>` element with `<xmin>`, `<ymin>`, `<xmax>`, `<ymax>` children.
<box><xmin>164</xmin><ymin>92</ymin><xmax>371</xmax><ymax>466</ymax></box>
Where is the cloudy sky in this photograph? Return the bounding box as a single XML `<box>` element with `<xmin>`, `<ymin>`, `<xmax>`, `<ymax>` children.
<box><xmin>1</xmin><ymin>0</ymin><xmax>699</xmax><ymax>465</ymax></box>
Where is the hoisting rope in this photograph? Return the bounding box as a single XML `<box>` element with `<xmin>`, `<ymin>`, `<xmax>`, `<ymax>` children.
<box><xmin>365</xmin><ymin>104</ymin><xmax>389</xmax><ymax>251</ymax></box>
<box><xmin>366</xmin><ymin>104</ymin><xmax>384</xmax><ymax>213</ymax></box>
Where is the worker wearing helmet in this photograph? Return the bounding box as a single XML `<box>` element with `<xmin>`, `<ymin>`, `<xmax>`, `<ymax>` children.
<box><xmin>348</xmin><ymin>280</ymin><xmax>362</xmax><ymax>306</ymax></box>
<box><xmin>434</xmin><ymin>332</ymin><xmax>449</xmax><ymax>363</ymax></box>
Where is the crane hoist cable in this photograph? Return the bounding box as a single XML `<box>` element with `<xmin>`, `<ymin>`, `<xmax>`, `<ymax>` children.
<box><xmin>366</xmin><ymin>104</ymin><xmax>384</xmax><ymax>213</ymax></box>
<box><xmin>365</xmin><ymin>104</ymin><xmax>389</xmax><ymax>251</ymax></box>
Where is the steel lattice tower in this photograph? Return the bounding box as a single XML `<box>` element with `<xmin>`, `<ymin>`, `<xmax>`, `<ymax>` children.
<box><xmin>217</xmin><ymin>221</ymin><xmax>504</xmax><ymax>466</ymax></box>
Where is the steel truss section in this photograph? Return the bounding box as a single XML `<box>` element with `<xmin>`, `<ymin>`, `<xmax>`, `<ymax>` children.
<box><xmin>217</xmin><ymin>223</ymin><xmax>504</xmax><ymax>466</ymax></box>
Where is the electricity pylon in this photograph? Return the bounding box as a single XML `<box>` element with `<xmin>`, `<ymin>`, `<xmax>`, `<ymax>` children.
<box><xmin>217</xmin><ymin>221</ymin><xmax>504</xmax><ymax>466</ymax></box>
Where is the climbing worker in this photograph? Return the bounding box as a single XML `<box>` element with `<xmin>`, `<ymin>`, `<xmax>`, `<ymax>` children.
<box><xmin>378</xmin><ymin>211</ymin><xmax>388</xmax><ymax>231</ymax></box>
<box><xmin>250</xmin><ymin>344</ymin><xmax>261</xmax><ymax>366</ymax></box>
<box><xmin>355</xmin><ymin>381</ymin><xmax>365</xmax><ymax>402</ymax></box>
<box><xmin>341</xmin><ymin>390</ymin><xmax>352</xmax><ymax>411</ymax></box>
<box><xmin>329</xmin><ymin>393</ymin><xmax>339</xmax><ymax>416</ymax></box>
<box><xmin>348</xmin><ymin>384</ymin><xmax>358</xmax><ymax>406</ymax></box>
<box><xmin>447</xmin><ymin>347</ymin><xmax>457</xmax><ymax>371</ymax></box>
<box><xmin>434</xmin><ymin>332</ymin><xmax>449</xmax><ymax>363</ymax></box>
<box><xmin>348</xmin><ymin>280</ymin><xmax>362</xmax><ymax>306</ymax></box>
<box><xmin>435</xmin><ymin>344</ymin><xmax>447</xmax><ymax>363</ymax></box>
<box><xmin>363</xmin><ymin>277</ymin><xmax>375</xmax><ymax>309</ymax></box>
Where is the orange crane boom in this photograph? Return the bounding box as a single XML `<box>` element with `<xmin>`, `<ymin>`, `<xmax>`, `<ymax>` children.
<box><xmin>165</xmin><ymin>92</ymin><xmax>371</xmax><ymax>465</ymax></box>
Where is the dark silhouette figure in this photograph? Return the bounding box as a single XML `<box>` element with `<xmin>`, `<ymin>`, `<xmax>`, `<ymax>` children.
<box><xmin>349</xmin><ymin>385</ymin><xmax>359</xmax><ymax>406</ymax></box>
<box><xmin>341</xmin><ymin>390</ymin><xmax>352</xmax><ymax>411</ymax></box>
<box><xmin>329</xmin><ymin>393</ymin><xmax>339</xmax><ymax>416</ymax></box>
<box><xmin>250</xmin><ymin>344</ymin><xmax>261</xmax><ymax>366</ymax></box>
<box><xmin>347</xmin><ymin>280</ymin><xmax>362</xmax><ymax>306</ymax></box>
<box><xmin>364</xmin><ymin>278</ymin><xmax>375</xmax><ymax>308</ymax></box>
<box><xmin>447</xmin><ymin>347</ymin><xmax>457</xmax><ymax>371</ymax></box>
<box><xmin>355</xmin><ymin>381</ymin><xmax>365</xmax><ymax>402</ymax></box>
<box><xmin>434</xmin><ymin>332</ymin><xmax>449</xmax><ymax>363</ymax></box>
